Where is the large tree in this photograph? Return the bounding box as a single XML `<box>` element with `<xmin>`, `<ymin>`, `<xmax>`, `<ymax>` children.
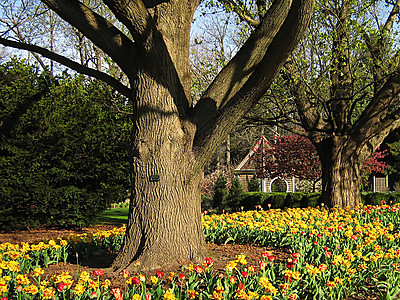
<box><xmin>246</xmin><ymin>0</ymin><xmax>400</xmax><ymax>207</ymax></box>
<box><xmin>0</xmin><ymin>0</ymin><xmax>314</xmax><ymax>270</ymax></box>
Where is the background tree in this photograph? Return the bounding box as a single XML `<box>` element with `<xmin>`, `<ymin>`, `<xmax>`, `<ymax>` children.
<box><xmin>0</xmin><ymin>0</ymin><xmax>314</xmax><ymax>270</ymax></box>
<box><xmin>190</xmin><ymin>7</ymin><xmax>261</xmax><ymax>171</ymax></box>
<box><xmin>253</xmin><ymin>133</ymin><xmax>321</xmax><ymax>191</ymax></box>
<box><xmin>386</xmin><ymin>129</ymin><xmax>400</xmax><ymax>190</ymax></box>
<box><xmin>0</xmin><ymin>59</ymin><xmax>131</xmax><ymax>230</ymax></box>
<box><xmin>246</xmin><ymin>0</ymin><xmax>400</xmax><ymax>207</ymax></box>
<box><xmin>253</xmin><ymin>132</ymin><xmax>389</xmax><ymax>193</ymax></box>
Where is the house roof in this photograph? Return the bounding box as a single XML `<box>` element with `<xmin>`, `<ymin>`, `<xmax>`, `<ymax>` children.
<box><xmin>234</xmin><ymin>135</ymin><xmax>271</xmax><ymax>173</ymax></box>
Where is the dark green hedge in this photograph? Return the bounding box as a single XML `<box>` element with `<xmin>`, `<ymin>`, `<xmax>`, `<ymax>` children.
<box><xmin>234</xmin><ymin>191</ymin><xmax>396</xmax><ymax>211</ymax></box>
<box><xmin>0</xmin><ymin>60</ymin><xmax>131</xmax><ymax>231</ymax></box>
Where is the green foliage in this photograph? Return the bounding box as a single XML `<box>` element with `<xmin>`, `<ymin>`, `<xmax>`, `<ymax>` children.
<box><xmin>247</xmin><ymin>175</ymin><xmax>260</xmax><ymax>192</ymax></box>
<box><xmin>285</xmin><ymin>192</ymin><xmax>306</xmax><ymax>208</ymax></box>
<box><xmin>240</xmin><ymin>192</ymin><xmax>268</xmax><ymax>211</ymax></box>
<box><xmin>231</xmin><ymin>191</ymin><xmax>398</xmax><ymax>210</ymax></box>
<box><xmin>225</xmin><ymin>176</ymin><xmax>244</xmax><ymax>210</ymax></box>
<box><xmin>201</xmin><ymin>195</ymin><xmax>213</xmax><ymax>211</ymax></box>
<box><xmin>0</xmin><ymin>59</ymin><xmax>131</xmax><ymax>230</ymax></box>
<box><xmin>388</xmin><ymin>193</ymin><xmax>400</xmax><ymax>205</ymax></box>
<box><xmin>269</xmin><ymin>192</ymin><xmax>287</xmax><ymax>209</ymax></box>
<box><xmin>364</xmin><ymin>192</ymin><xmax>389</xmax><ymax>206</ymax></box>
<box><xmin>212</xmin><ymin>174</ymin><xmax>228</xmax><ymax>209</ymax></box>
<box><xmin>301</xmin><ymin>193</ymin><xmax>322</xmax><ymax>208</ymax></box>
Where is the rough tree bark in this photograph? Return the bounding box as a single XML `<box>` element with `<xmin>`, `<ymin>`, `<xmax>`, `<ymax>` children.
<box><xmin>270</xmin><ymin>0</ymin><xmax>400</xmax><ymax>208</ymax></box>
<box><xmin>0</xmin><ymin>0</ymin><xmax>314</xmax><ymax>271</ymax></box>
<box><xmin>315</xmin><ymin>137</ymin><xmax>363</xmax><ymax>208</ymax></box>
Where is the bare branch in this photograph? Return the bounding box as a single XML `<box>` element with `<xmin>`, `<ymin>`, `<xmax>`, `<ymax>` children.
<box><xmin>353</xmin><ymin>68</ymin><xmax>400</xmax><ymax>136</ymax></box>
<box><xmin>0</xmin><ymin>37</ymin><xmax>131</xmax><ymax>98</ymax></box>
<box><xmin>41</xmin><ymin>0</ymin><xmax>135</xmax><ymax>77</ymax></box>
<box><xmin>381</xmin><ymin>0</ymin><xmax>400</xmax><ymax>38</ymax></box>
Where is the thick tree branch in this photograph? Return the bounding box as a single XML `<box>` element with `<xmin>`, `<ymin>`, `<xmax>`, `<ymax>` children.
<box><xmin>281</xmin><ymin>61</ymin><xmax>330</xmax><ymax>132</ymax></box>
<box><xmin>353</xmin><ymin>69</ymin><xmax>400</xmax><ymax>139</ymax></box>
<box><xmin>103</xmin><ymin>0</ymin><xmax>159</xmax><ymax>54</ymax></box>
<box><xmin>329</xmin><ymin>0</ymin><xmax>352</xmax><ymax>133</ymax></box>
<box><xmin>381</xmin><ymin>0</ymin><xmax>400</xmax><ymax>40</ymax></box>
<box><xmin>142</xmin><ymin>0</ymin><xmax>168</xmax><ymax>8</ymax></box>
<box><xmin>0</xmin><ymin>37</ymin><xmax>131</xmax><ymax>98</ymax></box>
<box><xmin>41</xmin><ymin>0</ymin><xmax>135</xmax><ymax>77</ymax></box>
<box><xmin>192</xmin><ymin>0</ymin><xmax>292</xmax><ymax>132</ymax></box>
<box><xmin>193</xmin><ymin>0</ymin><xmax>314</xmax><ymax>171</ymax></box>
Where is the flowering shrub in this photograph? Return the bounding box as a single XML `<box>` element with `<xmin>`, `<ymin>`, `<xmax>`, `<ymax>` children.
<box><xmin>1</xmin><ymin>204</ymin><xmax>400</xmax><ymax>299</ymax></box>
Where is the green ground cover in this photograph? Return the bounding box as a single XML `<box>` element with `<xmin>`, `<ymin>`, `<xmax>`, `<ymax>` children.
<box><xmin>96</xmin><ymin>208</ymin><xmax>128</xmax><ymax>225</ymax></box>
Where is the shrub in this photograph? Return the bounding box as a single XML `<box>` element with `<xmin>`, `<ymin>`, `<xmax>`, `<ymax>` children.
<box><xmin>225</xmin><ymin>176</ymin><xmax>244</xmax><ymax>210</ymax></box>
<box><xmin>247</xmin><ymin>175</ymin><xmax>260</xmax><ymax>192</ymax></box>
<box><xmin>285</xmin><ymin>192</ymin><xmax>306</xmax><ymax>208</ymax></box>
<box><xmin>301</xmin><ymin>193</ymin><xmax>321</xmax><ymax>208</ymax></box>
<box><xmin>261</xmin><ymin>193</ymin><xmax>274</xmax><ymax>209</ymax></box>
<box><xmin>0</xmin><ymin>60</ymin><xmax>131</xmax><ymax>230</ymax></box>
<box><xmin>388</xmin><ymin>193</ymin><xmax>400</xmax><ymax>205</ymax></box>
<box><xmin>364</xmin><ymin>192</ymin><xmax>389</xmax><ymax>205</ymax></box>
<box><xmin>240</xmin><ymin>192</ymin><xmax>267</xmax><ymax>210</ymax></box>
<box><xmin>212</xmin><ymin>174</ymin><xmax>228</xmax><ymax>210</ymax></box>
<box><xmin>201</xmin><ymin>195</ymin><xmax>213</xmax><ymax>211</ymax></box>
<box><xmin>270</xmin><ymin>192</ymin><xmax>287</xmax><ymax>209</ymax></box>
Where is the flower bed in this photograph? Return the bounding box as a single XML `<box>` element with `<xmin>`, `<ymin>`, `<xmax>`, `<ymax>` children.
<box><xmin>1</xmin><ymin>203</ymin><xmax>400</xmax><ymax>299</ymax></box>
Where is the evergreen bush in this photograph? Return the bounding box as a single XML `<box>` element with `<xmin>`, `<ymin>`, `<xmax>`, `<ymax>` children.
<box><xmin>225</xmin><ymin>176</ymin><xmax>244</xmax><ymax>210</ymax></box>
<box><xmin>388</xmin><ymin>193</ymin><xmax>400</xmax><ymax>205</ymax></box>
<box><xmin>364</xmin><ymin>192</ymin><xmax>389</xmax><ymax>205</ymax></box>
<box><xmin>212</xmin><ymin>174</ymin><xmax>228</xmax><ymax>210</ymax></box>
<box><xmin>0</xmin><ymin>60</ymin><xmax>131</xmax><ymax>230</ymax></box>
<box><xmin>240</xmin><ymin>192</ymin><xmax>267</xmax><ymax>210</ymax></box>
<box><xmin>270</xmin><ymin>192</ymin><xmax>287</xmax><ymax>209</ymax></box>
<box><xmin>248</xmin><ymin>175</ymin><xmax>261</xmax><ymax>192</ymax></box>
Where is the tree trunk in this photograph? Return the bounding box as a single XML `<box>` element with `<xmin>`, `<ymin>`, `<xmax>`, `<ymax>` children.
<box><xmin>111</xmin><ymin>68</ymin><xmax>206</xmax><ymax>272</ymax></box>
<box><xmin>315</xmin><ymin>136</ymin><xmax>363</xmax><ymax>208</ymax></box>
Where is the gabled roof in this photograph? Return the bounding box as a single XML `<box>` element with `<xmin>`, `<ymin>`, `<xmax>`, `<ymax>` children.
<box><xmin>235</xmin><ymin>136</ymin><xmax>271</xmax><ymax>173</ymax></box>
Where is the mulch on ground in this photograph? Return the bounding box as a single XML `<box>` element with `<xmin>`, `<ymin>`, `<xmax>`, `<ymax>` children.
<box><xmin>0</xmin><ymin>225</ymin><xmax>291</xmax><ymax>288</ymax></box>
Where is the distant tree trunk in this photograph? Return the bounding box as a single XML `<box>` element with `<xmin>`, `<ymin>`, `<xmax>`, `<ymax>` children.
<box><xmin>315</xmin><ymin>136</ymin><xmax>364</xmax><ymax>208</ymax></box>
<box><xmin>226</xmin><ymin>134</ymin><xmax>231</xmax><ymax>167</ymax></box>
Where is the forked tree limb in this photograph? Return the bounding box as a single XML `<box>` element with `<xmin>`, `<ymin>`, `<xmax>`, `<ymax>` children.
<box><xmin>193</xmin><ymin>0</ymin><xmax>315</xmax><ymax>171</ymax></box>
<box><xmin>41</xmin><ymin>0</ymin><xmax>135</xmax><ymax>77</ymax></box>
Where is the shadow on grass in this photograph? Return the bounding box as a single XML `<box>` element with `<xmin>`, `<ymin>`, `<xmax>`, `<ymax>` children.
<box><xmin>96</xmin><ymin>208</ymin><xmax>128</xmax><ymax>225</ymax></box>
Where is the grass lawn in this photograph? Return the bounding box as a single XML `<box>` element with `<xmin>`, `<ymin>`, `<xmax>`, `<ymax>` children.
<box><xmin>96</xmin><ymin>207</ymin><xmax>128</xmax><ymax>225</ymax></box>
